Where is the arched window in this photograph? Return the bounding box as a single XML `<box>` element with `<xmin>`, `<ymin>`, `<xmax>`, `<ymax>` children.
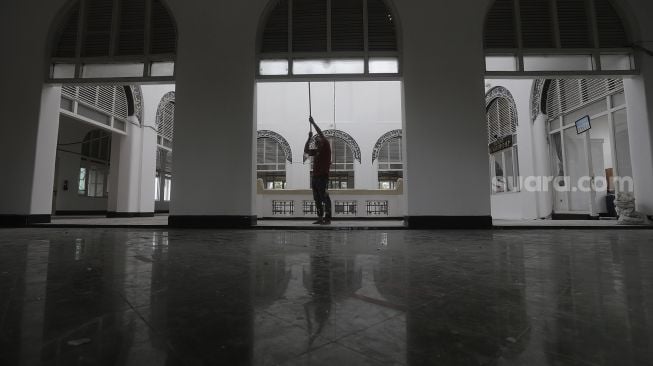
<box><xmin>484</xmin><ymin>0</ymin><xmax>634</xmax><ymax>75</ymax></box>
<box><xmin>60</xmin><ymin>85</ymin><xmax>130</xmax><ymax>132</ymax></box>
<box><xmin>326</xmin><ymin>136</ymin><xmax>356</xmax><ymax>189</ymax></box>
<box><xmin>486</xmin><ymin>87</ymin><xmax>519</xmax><ymax>194</ymax></box>
<box><xmin>258</xmin><ymin>0</ymin><xmax>400</xmax><ymax>78</ymax></box>
<box><xmin>257</xmin><ymin>138</ymin><xmax>287</xmax><ymax>189</ymax></box>
<box><xmin>543</xmin><ymin>78</ymin><xmax>632</xmax><ymax>213</ymax></box>
<box><xmin>257</xmin><ymin>131</ymin><xmax>292</xmax><ymax>189</ymax></box>
<box><xmin>78</xmin><ymin>130</ymin><xmax>111</xmax><ymax>198</ymax></box>
<box><xmin>49</xmin><ymin>0</ymin><xmax>177</xmax><ymax>82</ymax></box>
<box><xmin>373</xmin><ymin>130</ymin><xmax>403</xmax><ymax>189</ymax></box>
<box><xmin>155</xmin><ymin>92</ymin><xmax>175</xmax><ymax>201</ymax></box>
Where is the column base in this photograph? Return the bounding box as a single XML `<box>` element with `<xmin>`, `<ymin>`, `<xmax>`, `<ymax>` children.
<box><xmin>168</xmin><ymin>215</ymin><xmax>257</xmax><ymax>228</ymax></box>
<box><xmin>405</xmin><ymin>216</ymin><xmax>492</xmax><ymax>229</ymax></box>
<box><xmin>106</xmin><ymin>212</ymin><xmax>155</xmax><ymax>218</ymax></box>
<box><xmin>0</xmin><ymin>214</ymin><xmax>51</xmax><ymax>227</ymax></box>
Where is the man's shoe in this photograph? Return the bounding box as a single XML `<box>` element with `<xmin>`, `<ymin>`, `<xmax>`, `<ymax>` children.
<box><xmin>313</xmin><ymin>218</ymin><xmax>324</xmax><ymax>224</ymax></box>
<box><xmin>321</xmin><ymin>219</ymin><xmax>331</xmax><ymax>225</ymax></box>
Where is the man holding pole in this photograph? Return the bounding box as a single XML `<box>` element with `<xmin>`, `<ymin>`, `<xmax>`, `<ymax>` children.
<box><xmin>304</xmin><ymin>116</ymin><xmax>332</xmax><ymax>225</ymax></box>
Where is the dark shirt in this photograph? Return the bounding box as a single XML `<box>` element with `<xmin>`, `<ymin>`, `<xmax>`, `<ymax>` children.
<box><xmin>311</xmin><ymin>139</ymin><xmax>331</xmax><ymax>177</ymax></box>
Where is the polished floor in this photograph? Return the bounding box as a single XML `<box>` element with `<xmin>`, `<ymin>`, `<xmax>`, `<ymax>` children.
<box><xmin>1</xmin><ymin>229</ymin><xmax>652</xmax><ymax>365</ymax></box>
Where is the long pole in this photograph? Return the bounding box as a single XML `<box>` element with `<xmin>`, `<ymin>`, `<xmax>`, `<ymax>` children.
<box><xmin>308</xmin><ymin>81</ymin><xmax>313</xmax><ymax>133</ymax></box>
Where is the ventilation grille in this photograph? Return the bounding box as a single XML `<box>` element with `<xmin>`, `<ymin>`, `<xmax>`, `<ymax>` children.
<box><xmin>151</xmin><ymin>0</ymin><xmax>177</xmax><ymax>54</ymax></box>
<box><xmin>261</xmin><ymin>0</ymin><xmax>397</xmax><ymax>54</ymax></box>
<box><xmin>332</xmin><ymin>0</ymin><xmax>364</xmax><ymax>52</ymax></box>
<box><xmin>484</xmin><ymin>0</ymin><xmax>630</xmax><ymax>50</ymax></box>
<box><xmin>484</xmin><ymin>0</ymin><xmax>516</xmax><ymax>49</ymax></box>
<box><xmin>261</xmin><ymin>0</ymin><xmax>289</xmax><ymax>53</ymax></box>
<box><xmin>54</xmin><ymin>4</ymin><xmax>80</xmax><ymax>58</ymax></box>
<box><xmin>52</xmin><ymin>0</ymin><xmax>176</xmax><ymax>59</ymax></box>
<box><xmin>83</xmin><ymin>0</ymin><xmax>113</xmax><ymax>57</ymax></box>
<box><xmin>157</xmin><ymin>148</ymin><xmax>172</xmax><ymax>173</ymax></box>
<box><xmin>595</xmin><ymin>0</ymin><xmax>629</xmax><ymax>48</ymax></box>
<box><xmin>487</xmin><ymin>97</ymin><xmax>517</xmax><ymax>144</ymax></box>
<box><xmin>157</xmin><ymin>101</ymin><xmax>175</xmax><ymax>142</ymax></box>
<box><xmin>521</xmin><ymin>0</ymin><xmax>555</xmax><ymax>48</ymax></box>
<box><xmin>117</xmin><ymin>0</ymin><xmax>146</xmax><ymax>56</ymax></box>
<box><xmin>558</xmin><ymin>0</ymin><xmax>592</xmax><ymax>48</ymax></box>
<box><xmin>546</xmin><ymin>78</ymin><xmax>624</xmax><ymax>120</ymax></box>
<box><xmin>62</xmin><ymin>85</ymin><xmax>129</xmax><ymax>120</ymax></box>
<box><xmin>293</xmin><ymin>0</ymin><xmax>327</xmax><ymax>52</ymax></box>
<box><xmin>367</xmin><ymin>0</ymin><xmax>397</xmax><ymax>51</ymax></box>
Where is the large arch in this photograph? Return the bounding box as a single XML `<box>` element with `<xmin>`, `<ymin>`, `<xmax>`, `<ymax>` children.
<box><xmin>47</xmin><ymin>0</ymin><xmax>177</xmax><ymax>83</ymax></box>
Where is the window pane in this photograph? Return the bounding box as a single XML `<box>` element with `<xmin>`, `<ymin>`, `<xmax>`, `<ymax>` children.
<box><xmin>293</xmin><ymin>59</ymin><xmax>365</xmax><ymax>75</ymax></box>
<box><xmin>369</xmin><ymin>57</ymin><xmax>399</xmax><ymax>74</ymax></box>
<box><xmin>259</xmin><ymin>60</ymin><xmax>289</xmax><ymax>75</ymax></box>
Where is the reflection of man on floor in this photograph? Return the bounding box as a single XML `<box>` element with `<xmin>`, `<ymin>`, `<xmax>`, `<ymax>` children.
<box><xmin>304</xmin><ymin>117</ymin><xmax>332</xmax><ymax>225</ymax></box>
<box><xmin>304</xmin><ymin>240</ymin><xmax>332</xmax><ymax>346</ymax></box>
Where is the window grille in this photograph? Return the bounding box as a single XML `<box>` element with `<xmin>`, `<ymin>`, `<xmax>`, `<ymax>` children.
<box><xmin>335</xmin><ymin>201</ymin><xmax>357</xmax><ymax>216</ymax></box>
<box><xmin>366</xmin><ymin>201</ymin><xmax>389</xmax><ymax>216</ymax></box>
<box><xmin>329</xmin><ymin>137</ymin><xmax>355</xmax><ymax>171</ymax></box>
<box><xmin>273</xmin><ymin>201</ymin><xmax>294</xmax><ymax>215</ymax></box>
<box><xmin>546</xmin><ymin>79</ymin><xmax>624</xmax><ymax>121</ymax></box>
<box><xmin>50</xmin><ymin>0</ymin><xmax>177</xmax><ymax>81</ymax></box>
<box><xmin>259</xmin><ymin>0</ymin><xmax>398</xmax><ymax>77</ymax></box>
<box><xmin>303</xmin><ymin>200</ymin><xmax>317</xmax><ymax>215</ymax></box>
<box><xmin>377</xmin><ymin>137</ymin><xmax>402</xmax><ymax>170</ymax></box>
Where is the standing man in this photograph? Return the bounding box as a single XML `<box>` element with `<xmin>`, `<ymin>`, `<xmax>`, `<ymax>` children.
<box><xmin>304</xmin><ymin>117</ymin><xmax>332</xmax><ymax>224</ymax></box>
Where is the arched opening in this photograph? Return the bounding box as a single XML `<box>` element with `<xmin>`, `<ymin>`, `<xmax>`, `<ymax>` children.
<box><xmin>255</xmin><ymin>0</ymin><xmax>404</xmax><ymax>221</ymax></box>
<box><xmin>257</xmin><ymin>131</ymin><xmax>292</xmax><ymax>189</ymax></box>
<box><xmin>483</xmin><ymin>0</ymin><xmax>646</xmax><ymax>222</ymax></box>
<box><xmin>155</xmin><ymin>91</ymin><xmax>175</xmax><ymax>212</ymax></box>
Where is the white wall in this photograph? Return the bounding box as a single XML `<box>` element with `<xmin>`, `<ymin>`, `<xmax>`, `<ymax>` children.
<box><xmin>257</xmin><ymin>81</ymin><xmax>403</xmax><ymax>190</ymax></box>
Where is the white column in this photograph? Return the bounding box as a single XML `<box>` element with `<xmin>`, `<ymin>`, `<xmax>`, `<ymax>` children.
<box><xmin>532</xmin><ymin>113</ymin><xmax>553</xmax><ymax>218</ymax></box>
<box><xmin>168</xmin><ymin>1</ymin><xmax>260</xmax><ymax>227</ymax></box>
<box><xmin>398</xmin><ymin>1</ymin><xmax>491</xmax><ymax>228</ymax></box>
<box><xmin>624</xmin><ymin>62</ymin><xmax>653</xmax><ymax>215</ymax></box>
<box><xmin>107</xmin><ymin>117</ymin><xmax>157</xmax><ymax>216</ymax></box>
<box><xmin>0</xmin><ymin>86</ymin><xmax>61</xmax><ymax>225</ymax></box>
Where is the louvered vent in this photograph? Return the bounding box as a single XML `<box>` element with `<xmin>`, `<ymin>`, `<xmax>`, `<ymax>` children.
<box><xmin>484</xmin><ymin>0</ymin><xmax>516</xmax><ymax>49</ymax></box>
<box><xmin>52</xmin><ymin>0</ymin><xmax>176</xmax><ymax>67</ymax></box>
<box><xmin>257</xmin><ymin>138</ymin><xmax>286</xmax><ymax>171</ymax></box>
<box><xmin>292</xmin><ymin>0</ymin><xmax>327</xmax><ymax>52</ymax></box>
<box><xmin>151</xmin><ymin>0</ymin><xmax>177</xmax><ymax>54</ymax></box>
<box><xmin>558</xmin><ymin>0</ymin><xmax>592</xmax><ymax>48</ymax></box>
<box><xmin>595</xmin><ymin>0</ymin><xmax>629</xmax><ymax>48</ymax></box>
<box><xmin>260</xmin><ymin>0</ymin><xmax>397</xmax><ymax>55</ymax></box>
<box><xmin>332</xmin><ymin>0</ymin><xmax>364</xmax><ymax>52</ymax></box>
<box><xmin>484</xmin><ymin>0</ymin><xmax>630</xmax><ymax>50</ymax></box>
<box><xmin>521</xmin><ymin>0</ymin><xmax>555</xmax><ymax>48</ymax></box>
<box><xmin>261</xmin><ymin>0</ymin><xmax>289</xmax><ymax>53</ymax></box>
<box><xmin>546</xmin><ymin>78</ymin><xmax>624</xmax><ymax>120</ymax></box>
<box><xmin>117</xmin><ymin>0</ymin><xmax>146</xmax><ymax>56</ymax></box>
<box><xmin>367</xmin><ymin>0</ymin><xmax>397</xmax><ymax>51</ymax></box>
<box><xmin>486</xmin><ymin>97</ymin><xmax>516</xmax><ymax>144</ymax></box>
<box><xmin>157</xmin><ymin>101</ymin><xmax>175</xmax><ymax>142</ymax></box>
<box><xmin>65</xmin><ymin>85</ymin><xmax>129</xmax><ymax>119</ymax></box>
<box><xmin>83</xmin><ymin>0</ymin><xmax>113</xmax><ymax>57</ymax></box>
<box><xmin>378</xmin><ymin>137</ymin><xmax>402</xmax><ymax>165</ymax></box>
<box><xmin>54</xmin><ymin>4</ymin><xmax>80</xmax><ymax>58</ymax></box>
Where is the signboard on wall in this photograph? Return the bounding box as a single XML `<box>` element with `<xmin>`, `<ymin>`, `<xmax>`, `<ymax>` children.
<box><xmin>575</xmin><ymin>115</ymin><xmax>591</xmax><ymax>134</ymax></box>
<box><xmin>489</xmin><ymin>135</ymin><xmax>513</xmax><ymax>154</ymax></box>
